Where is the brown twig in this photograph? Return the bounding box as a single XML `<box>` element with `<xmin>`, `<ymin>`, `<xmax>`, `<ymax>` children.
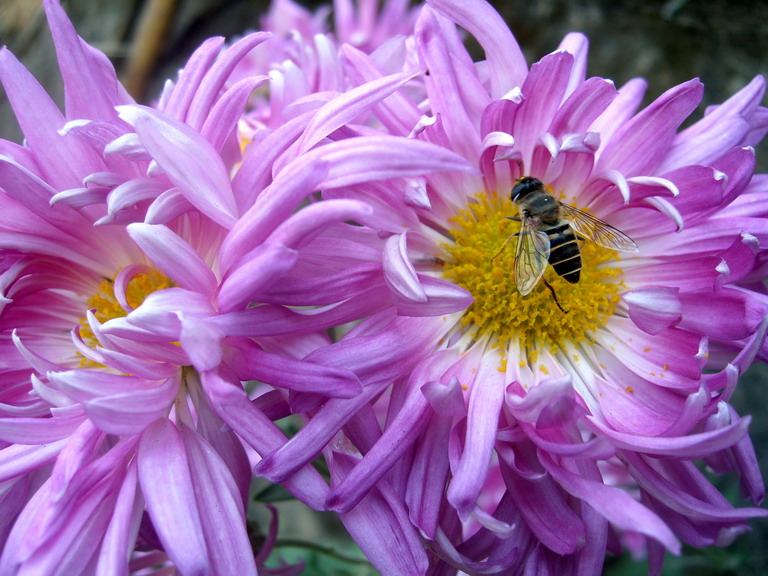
<box><xmin>121</xmin><ymin>0</ymin><xmax>179</xmax><ymax>100</ymax></box>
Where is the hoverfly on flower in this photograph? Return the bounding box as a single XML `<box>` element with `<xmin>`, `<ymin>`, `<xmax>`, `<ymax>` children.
<box><xmin>493</xmin><ymin>176</ymin><xmax>638</xmax><ymax>311</ymax></box>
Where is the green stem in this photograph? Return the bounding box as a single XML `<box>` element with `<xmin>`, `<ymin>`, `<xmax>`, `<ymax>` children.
<box><xmin>274</xmin><ymin>539</ymin><xmax>371</xmax><ymax>565</ymax></box>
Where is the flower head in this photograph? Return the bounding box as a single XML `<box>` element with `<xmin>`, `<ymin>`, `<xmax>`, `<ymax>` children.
<box><xmin>0</xmin><ymin>0</ymin><xmax>484</xmax><ymax>571</ymax></box>
<box><xmin>242</xmin><ymin>0</ymin><xmax>768</xmax><ymax>572</ymax></box>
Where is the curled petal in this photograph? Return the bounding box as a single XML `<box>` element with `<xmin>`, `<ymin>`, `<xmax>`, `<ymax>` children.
<box><xmin>623</xmin><ymin>286</ymin><xmax>682</xmax><ymax>335</ymax></box>
<box><xmin>383</xmin><ymin>233</ymin><xmax>427</xmax><ymax>303</ymax></box>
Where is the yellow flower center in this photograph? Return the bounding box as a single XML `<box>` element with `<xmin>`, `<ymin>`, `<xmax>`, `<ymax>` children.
<box><xmin>79</xmin><ymin>268</ymin><xmax>174</xmax><ymax>359</ymax></box>
<box><xmin>441</xmin><ymin>192</ymin><xmax>624</xmax><ymax>353</ymax></box>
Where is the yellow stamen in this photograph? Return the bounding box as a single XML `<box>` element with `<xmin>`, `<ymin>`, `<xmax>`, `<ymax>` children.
<box><xmin>79</xmin><ymin>269</ymin><xmax>174</xmax><ymax>364</ymax></box>
<box><xmin>441</xmin><ymin>192</ymin><xmax>624</xmax><ymax>353</ymax></box>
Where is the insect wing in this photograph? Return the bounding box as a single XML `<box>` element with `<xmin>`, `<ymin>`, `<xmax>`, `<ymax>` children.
<box><xmin>514</xmin><ymin>219</ymin><xmax>550</xmax><ymax>295</ymax></box>
<box><xmin>559</xmin><ymin>203</ymin><xmax>638</xmax><ymax>253</ymax></box>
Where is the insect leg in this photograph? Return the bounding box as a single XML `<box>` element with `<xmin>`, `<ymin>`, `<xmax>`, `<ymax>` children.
<box><xmin>491</xmin><ymin>233</ymin><xmax>518</xmax><ymax>262</ymax></box>
<box><xmin>490</xmin><ymin>217</ymin><xmax>523</xmax><ymax>262</ymax></box>
<box><xmin>542</xmin><ymin>277</ymin><xmax>568</xmax><ymax>314</ymax></box>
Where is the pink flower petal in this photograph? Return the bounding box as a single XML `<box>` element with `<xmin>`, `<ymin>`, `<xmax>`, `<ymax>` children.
<box><xmin>333</xmin><ymin>452</ymin><xmax>429</xmax><ymax>576</ymax></box>
<box><xmin>181</xmin><ymin>425</ymin><xmax>257</xmax><ymax>576</ymax></box>
<box><xmin>540</xmin><ymin>451</ymin><xmax>681</xmax><ymax>554</ymax></box>
<box><xmin>295</xmin><ymin>71</ymin><xmax>419</xmax><ymax>155</ymax></box>
<box><xmin>138</xmin><ymin>419</ymin><xmax>209</xmax><ymax>574</ymax></box>
<box><xmin>447</xmin><ymin>347</ymin><xmax>506</xmax><ymax>517</ymax></box>
<box><xmin>623</xmin><ymin>286</ymin><xmax>682</xmax><ymax>335</ymax></box>
<box><xmin>127</xmin><ymin>223</ymin><xmax>218</xmax><ymax>299</ymax></box>
<box><xmin>118</xmin><ymin>106</ymin><xmax>238</xmax><ymax>227</ymax></box>
<box><xmin>427</xmin><ymin>0</ymin><xmax>527</xmax><ymax>97</ymax></box>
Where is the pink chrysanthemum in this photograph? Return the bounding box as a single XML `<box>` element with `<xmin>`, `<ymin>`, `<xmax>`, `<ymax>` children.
<box><xmin>0</xmin><ymin>1</ymin><xmax>475</xmax><ymax>573</ymax></box>
<box><xmin>242</xmin><ymin>0</ymin><xmax>768</xmax><ymax>573</ymax></box>
<box><xmin>232</xmin><ymin>0</ymin><xmax>423</xmax><ymax>147</ymax></box>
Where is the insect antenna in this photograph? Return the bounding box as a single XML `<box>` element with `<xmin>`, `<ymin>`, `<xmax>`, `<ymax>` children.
<box><xmin>542</xmin><ymin>278</ymin><xmax>568</xmax><ymax>314</ymax></box>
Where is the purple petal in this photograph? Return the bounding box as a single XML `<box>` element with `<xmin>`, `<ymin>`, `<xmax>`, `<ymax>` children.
<box><xmin>127</xmin><ymin>223</ymin><xmax>218</xmax><ymax>299</ymax></box>
<box><xmin>678</xmin><ymin>288</ymin><xmax>767</xmax><ymax>341</ymax></box>
<box><xmin>513</xmin><ymin>51</ymin><xmax>575</xmax><ymax>163</ymax></box>
<box><xmin>410</xmin><ymin>382</ymin><xmax>465</xmax><ymax>527</ymax></box>
<box><xmin>593</xmin><ymin>373</ymin><xmax>690</xmax><ymax>437</ymax></box>
<box><xmin>0</xmin><ymin>48</ymin><xmax>100</xmax><ymax>189</ymax></box>
<box><xmin>106</xmin><ymin>178</ymin><xmax>168</xmax><ymax>218</ymax></box>
<box><xmin>112</xmin><ymin>287</ymin><xmax>214</xmax><ymax>340</ymax></box>
<box><xmin>0</xmin><ymin>407</ymin><xmax>84</xmax><ymax>443</ymax></box>
<box><xmin>181</xmin><ymin>425</ymin><xmax>257</xmax><ymax>576</ymax></box>
<box><xmin>200</xmin><ymin>76</ymin><xmax>268</xmax><ymax>152</ymax></box>
<box><xmin>627</xmin><ymin>453</ymin><xmax>768</xmax><ymax>528</ymax></box>
<box><xmin>0</xmin><ymin>155</ymin><xmax>93</xmax><ymax>243</ymax></box>
<box><xmin>540</xmin><ymin>451</ymin><xmax>681</xmax><ymax>553</ymax></box>
<box><xmin>222</xmin><ymin>136</ymin><xmax>476</xmax><ymax>270</ymax></box>
<box><xmin>394</xmin><ymin>275</ymin><xmax>472</xmax><ymax>316</ymax></box>
<box><xmin>329</xmin><ymin>350</ymin><xmax>458</xmax><ymax>513</ymax></box>
<box><xmin>201</xmin><ymin>368</ymin><xmax>330</xmax><ymax>509</ymax></box>
<box><xmin>48</xmin><ymin>370</ymin><xmax>178</xmax><ymax>435</ymax></box>
<box><xmin>549</xmin><ymin>76</ymin><xmax>618</xmax><ymax>136</ymax></box>
<box><xmin>332</xmin><ymin>452</ymin><xmax>429</xmax><ymax>576</ymax></box>
<box><xmin>138</xmin><ymin>419</ymin><xmax>209</xmax><ymax>574</ymax></box>
<box><xmin>383</xmin><ymin>233</ymin><xmax>427</xmax><ymax>302</ymax></box>
<box><xmin>296</xmin><ymin>72</ymin><xmax>419</xmax><ymax>155</ymax></box>
<box><xmin>226</xmin><ymin>340</ymin><xmax>362</xmax><ymax>398</ymax></box>
<box><xmin>590</xmin><ymin>77</ymin><xmax>647</xmax><ymax>145</ymax></box>
<box><xmin>557</xmin><ymin>32</ymin><xmax>589</xmax><ymax>95</ymax></box>
<box><xmin>179</xmin><ymin>316</ymin><xmax>224</xmax><ymax>372</ymax></box>
<box><xmin>415</xmin><ymin>8</ymin><xmax>482</xmax><ymax>161</ymax></box>
<box><xmin>95</xmin><ymin>459</ymin><xmax>142</xmax><ymax>575</ymax></box>
<box><xmin>341</xmin><ymin>44</ymin><xmax>422</xmax><ymax>134</ymax></box>
<box><xmin>232</xmin><ymin>111</ymin><xmax>314</xmax><ymax>212</ymax></box>
<box><xmin>217</xmin><ymin>242</ymin><xmax>298</xmax><ymax>312</ymax></box>
<box><xmin>663</xmin><ymin>75</ymin><xmax>767</xmax><ymax>169</ymax></box>
<box><xmin>498</xmin><ymin>448</ymin><xmax>585</xmax><ymax>555</ymax></box>
<box><xmin>145</xmin><ymin>188</ymin><xmax>194</xmax><ymax>224</ymax></box>
<box><xmin>0</xmin><ymin>441</ymin><xmax>67</xmax><ymax>484</ymax></box>
<box><xmin>268</xmin><ymin>199</ymin><xmax>374</xmax><ymax>250</ymax></box>
<box><xmin>186</xmin><ymin>32</ymin><xmax>271</xmax><ymax>130</ymax></box>
<box><xmin>161</xmin><ymin>36</ymin><xmax>225</xmax><ymax>120</ymax></box>
<box><xmin>623</xmin><ymin>286</ymin><xmax>682</xmax><ymax>335</ymax></box>
<box><xmin>118</xmin><ymin>106</ymin><xmax>238</xmax><ymax>227</ymax></box>
<box><xmin>253</xmin><ymin>381</ymin><xmax>389</xmax><ymax>483</ymax></box>
<box><xmin>586</xmin><ymin>414</ymin><xmax>751</xmax><ymax>458</ymax></box>
<box><xmin>44</xmin><ymin>0</ymin><xmax>128</xmax><ymax>121</ymax></box>
<box><xmin>596</xmin><ymin>79</ymin><xmax>703</xmax><ymax>176</ymax></box>
<box><xmin>427</xmin><ymin>0</ymin><xmax>527</xmax><ymax>96</ymax></box>
<box><xmin>447</xmin><ymin>348</ymin><xmax>506</xmax><ymax>517</ymax></box>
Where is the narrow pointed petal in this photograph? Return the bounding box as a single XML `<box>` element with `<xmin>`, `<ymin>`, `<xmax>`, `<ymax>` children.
<box><xmin>427</xmin><ymin>0</ymin><xmax>527</xmax><ymax>96</ymax></box>
<box><xmin>118</xmin><ymin>106</ymin><xmax>238</xmax><ymax>227</ymax></box>
<box><xmin>44</xmin><ymin>0</ymin><xmax>128</xmax><ymax>121</ymax></box>
<box><xmin>181</xmin><ymin>425</ymin><xmax>258</xmax><ymax>576</ymax></box>
<box><xmin>127</xmin><ymin>223</ymin><xmax>218</xmax><ymax>299</ymax></box>
<box><xmin>138</xmin><ymin>419</ymin><xmax>209</xmax><ymax>575</ymax></box>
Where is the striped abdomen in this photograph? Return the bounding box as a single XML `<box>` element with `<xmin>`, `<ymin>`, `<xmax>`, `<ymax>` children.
<box><xmin>546</xmin><ymin>223</ymin><xmax>581</xmax><ymax>283</ymax></box>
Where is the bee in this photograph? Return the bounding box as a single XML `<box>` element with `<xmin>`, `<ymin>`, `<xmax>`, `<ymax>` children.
<box><xmin>493</xmin><ymin>176</ymin><xmax>638</xmax><ymax>313</ymax></box>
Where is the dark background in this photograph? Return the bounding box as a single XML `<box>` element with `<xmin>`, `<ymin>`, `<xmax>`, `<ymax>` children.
<box><xmin>1</xmin><ymin>1</ymin><xmax>767</xmax><ymax>574</ymax></box>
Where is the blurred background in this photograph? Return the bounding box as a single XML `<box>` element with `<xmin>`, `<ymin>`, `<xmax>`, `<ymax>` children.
<box><xmin>1</xmin><ymin>1</ymin><xmax>767</xmax><ymax>574</ymax></box>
